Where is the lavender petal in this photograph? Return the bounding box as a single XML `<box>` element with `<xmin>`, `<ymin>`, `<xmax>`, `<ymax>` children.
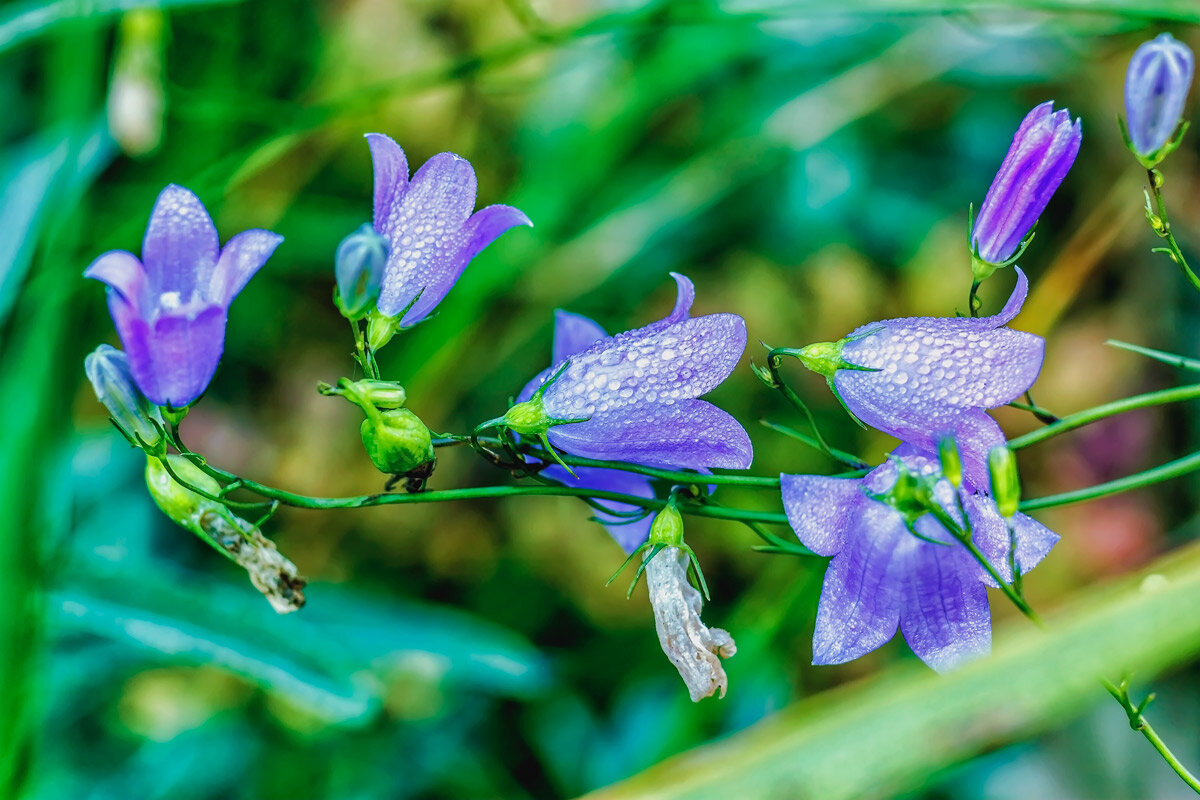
<box><xmin>141</xmin><ymin>184</ymin><xmax>219</xmax><ymax>298</ymax></box>
<box><xmin>553</xmin><ymin>310</ymin><xmax>608</xmax><ymax>365</ymax></box>
<box><xmin>210</xmin><ymin>229</ymin><xmax>283</xmax><ymax>305</ymax></box>
<box><xmin>365</xmin><ymin>133</ymin><xmax>410</xmax><ymax>229</ymax></box>
<box><xmin>964</xmin><ymin>495</ymin><xmax>1060</xmax><ymax>587</ymax></box>
<box><xmin>898</xmin><ymin>543</ymin><xmax>991</xmax><ymax>672</ymax></box>
<box><xmin>84</xmin><ymin>250</ymin><xmax>148</xmax><ymax>311</ymax></box>
<box><xmin>780</xmin><ymin>474</ymin><xmax>866</xmax><ymax>557</ymax></box>
<box><xmin>542</xmin><ymin>464</ymin><xmax>654</xmax><ymax>553</ymax></box>
<box><xmin>547</xmin><ymin>399</ymin><xmax>753</xmax><ymax>470</ymax></box>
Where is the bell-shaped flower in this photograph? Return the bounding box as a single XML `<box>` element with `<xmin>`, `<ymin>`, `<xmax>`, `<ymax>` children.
<box><xmin>365</xmin><ymin>133</ymin><xmax>531</xmax><ymax>326</ymax></box>
<box><xmin>84</xmin><ymin>184</ymin><xmax>282</xmax><ymax>408</ymax></box>
<box><xmin>782</xmin><ymin>444</ymin><xmax>1058</xmax><ymax>672</ymax></box>
<box><xmin>971</xmin><ymin>102</ymin><xmax>1081</xmax><ymax>268</ymax></box>
<box><xmin>511</xmin><ymin>273</ymin><xmax>753</xmax><ymax>476</ymax></box>
<box><xmin>797</xmin><ymin>268</ymin><xmax>1044</xmax><ymax>487</ymax></box>
<box><xmin>1125</xmin><ymin>33</ymin><xmax>1194</xmax><ymax>162</ymax></box>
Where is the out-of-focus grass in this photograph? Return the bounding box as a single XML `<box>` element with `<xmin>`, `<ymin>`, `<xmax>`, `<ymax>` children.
<box><xmin>4</xmin><ymin>1</ymin><xmax>1200</xmax><ymax>799</ymax></box>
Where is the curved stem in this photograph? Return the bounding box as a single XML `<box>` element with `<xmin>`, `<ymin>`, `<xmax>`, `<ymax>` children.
<box><xmin>1008</xmin><ymin>384</ymin><xmax>1200</xmax><ymax>451</ymax></box>
<box><xmin>1103</xmin><ymin>677</ymin><xmax>1200</xmax><ymax>795</ymax></box>
<box><xmin>1145</xmin><ymin>168</ymin><xmax>1200</xmax><ymax>294</ymax></box>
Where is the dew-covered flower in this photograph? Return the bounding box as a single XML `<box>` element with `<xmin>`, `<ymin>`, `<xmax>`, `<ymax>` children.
<box><xmin>365</xmin><ymin>133</ymin><xmax>531</xmax><ymax>325</ymax></box>
<box><xmin>511</xmin><ymin>273</ymin><xmax>753</xmax><ymax>473</ymax></box>
<box><xmin>782</xmin><ymin>444</ymin><xmax>1058</xmax><ymax>672</ymax></box>
<box><xmin>971</xmin><ymin>102</ymin><xmax>1081</xmax><ymax>266</ymax></box>
<box><xmin>84</xmin><ymin>184</ymin><xmax>282</xmax><ymax>407</ymax></box>
<box><xmin>797</xmin><ymin>268</ymin><xmax>1043</xmax><ymax>487</ymax></box>
<box><xmin>1125</xmin><ymin>33</ymin><xmax>1194</xmax><ymax>161</ymax></box>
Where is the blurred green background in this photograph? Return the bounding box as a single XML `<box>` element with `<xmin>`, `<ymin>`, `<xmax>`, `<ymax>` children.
<box><xmin>5</xmin><ymin>1</ymin><xmax>1200</xmax><ymax>798</ymax></box>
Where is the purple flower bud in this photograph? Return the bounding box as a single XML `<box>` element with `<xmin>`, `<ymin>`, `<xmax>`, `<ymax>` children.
<box><xmin>335</xmin><ymin>223</ymin><xmax>388</xmax><ymax>317</ymax></box>
<box><xmin>1125</xmin><ymin>33</ymin><xmax>1194</xmax><ymax>160</ymax></box>
<box><xmin>800</xmin><ymin>269</ymin><xmax>1044</xmax><ymax>488</ymax></box>
<box><xmin>516</xmin><ymin>273</ymin><xmax>753</xmax><ymax>471</ymax></box>
<box><xmin>365</xmin><ymin>133</ymin><xmax>532</xmax><ymax>325</ymax></box>
<box><xmin>84</xmin><ymin>185</ymin><xmax>282</xmax><ymax>408</ymax></box>
<box><xmin>84</xmin><ymin>344</ymin><xmax>164</xmax><ymax>451</ymax></box>
<box><xmin>782</xmin><ymin>444</ymin><xmax>1058</xmax><ymax>672</ymax></box>
<box><xmin>971</xmin><ymin>102</ymin><xmax>1081</xmax><ymax>266</ymax></box>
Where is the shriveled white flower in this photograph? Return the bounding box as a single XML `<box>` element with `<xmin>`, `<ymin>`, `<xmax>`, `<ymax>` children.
<box><xmin>645</xmin><ymin>547</ymin><xmax>736</xmax><ymax>701</ymax></box>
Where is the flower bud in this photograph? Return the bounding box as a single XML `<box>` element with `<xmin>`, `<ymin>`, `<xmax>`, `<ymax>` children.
<box><xmin>1125</xmin><ymin>33</ymin><xmax>1194</xmax><ymax>163</ymax></box>
<box><xmin>350</xmin><ymin>379</ymin><xmax>407</xmax><ymax>410</ymax></box>
<box><xmin>335</xmin><ymin>224</ymin><xmax>388</xmax><ymax>317</ymax></box>
<box><xmin>106</xmin><ymin>9</ymin><xmax>164</xmax><ymax>157</ymax></box>
<box><xmin>938</xmin><ymin>435</ymin><xmax>962</xmax><ymax>489</ymax></box>
<box><xmin>987</xmin><ymin>446</ymin><xmax>1021</xmax><ymax>518</ymax></box>
<box><xmin>145</xmin><ymin>456</ymin><xmax>307</xmax><ymax>613</ymax></box>
<box><xmin>971</xmin><ymin>102</ymin><xmax>1081</xmax><ymax>266</ymax></box>
<box><xmin>366</xmin><ymin>308</ymin><xmax>401</xmax><ymax>351</ymax></box>
<box><xmin>85</xmin><ymin>344</ymin><xmax>164</xmax><ymax>452</ymax></box>
<box><xmin>648</xmin><ymin>502</ymin><xmax>685</xmax><ymax>548</ymax></box>
<box><xmin>360</xmin><ymin>408</ymin><xmax>436</xmax><ymax>482</ymax></box>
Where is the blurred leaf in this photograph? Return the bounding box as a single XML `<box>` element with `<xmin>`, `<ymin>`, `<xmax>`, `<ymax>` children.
<box><xmin>583</xmin><ymin>541</ymin><xmax>1200</xmax><ymax>799</ymax></box>
<box><xmin>0</xmin><ymin>0</ymin><xmax>242</xmax><ymax>54</ymax></box>
<box><xmin>51</xmin><ymin>571</ymin><xmax>384</xmax><ymax>726</ymax></box>
<box><xmin>0</xmin><ymin>124</ymin><xmax>112</xmax><ymax>329</ymax></box>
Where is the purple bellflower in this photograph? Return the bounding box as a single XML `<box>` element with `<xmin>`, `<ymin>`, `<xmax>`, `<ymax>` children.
<box><xmin>509</xmin><ymin>273</ymin><xmax>753</xmax><ymax>476</ymax></box>
<box><xmin>84</xmin><ymin>184</ymin><xmax>282</xmax><ymax>408</ymax></box>
<box><xmin>782</xmin><ymin>444</ymin><xmax>1058</xmax><ymax>672</ymax></box>
<box><xmin>365</xmin><ymin>133</ymin><xmax>531</xmax><ymax>326</ymax></box>
<box><xmin>797</xmin><ymin>268</ymin><xmax>1044</xmax><ymax>488</ymax></box>
<box><xmin>971</xmin><ymin>102</ymin><xmax>1081</xmax><ymax>269</ymax></box>
<box><xmin>1125</xmin><ymin>33</ymin><xmax>1195</xmax><ymax>162</ymax></box>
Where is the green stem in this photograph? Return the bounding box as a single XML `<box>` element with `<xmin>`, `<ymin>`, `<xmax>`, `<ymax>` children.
<box><xmin>1008</xmin><ymin>383</ymin><xmax>1200</xmax><ymax>451</ymax></box>
<box><xmin>763</xmin><ymin>350</ymin><xmax>869</xmax><ymax>470</ymax></box>
<box><xmin>1020</xmin><ymin>450</ymin><xmax>1200</xmax><ymax>512</ymax></box>
<box><xmin>1145</xmin><ymin>168</ymin><xmax>1200</xmax><ymax>294</ymax></box>
<box><xmin>1102</xmin><ymin>677</ymin><xmax>1200</xmax><ymax>795</ymax></box>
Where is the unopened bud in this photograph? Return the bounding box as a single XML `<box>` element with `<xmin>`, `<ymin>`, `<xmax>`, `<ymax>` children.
<box><xmin>145</xmin><ymin>456</ymin><xmax>306</xmax><ymax>613</ymax></box>
<box><xmin>85</xmin><ymin>344</ymin><xmax>164</xmax><ymax>452</ymax></box>
<box><xmin>352</xmin><ymin>379</ymin><xmax>407</xmax><ymax>410</ymax></box>
<box><xmin>648</xmin><ymin>503</ymin><xmax>685</xmax><ymax>548</ymax></box>
<box><xmin>988</xmin><ymin>446</ymin><xmax>1021</xmax><ymax>518</ymax></box>
<box><xmin>335</xmin><ymin>224</ymin><xmax>388</xmax><ymax>317</ymax></box>
<box><xmin>106</xmin><ymin>9</ymin><xmax>164</xmax><ymax>157</ymax></box>
<box><xmin>360</xmin><ymin>408</ymin><xmax>436</xmax><ymax>482</ymax></box>
<box><xmin>938</xmin><ymin>435</ymin><xmax>962</xmax><ymax>489</ymax></box>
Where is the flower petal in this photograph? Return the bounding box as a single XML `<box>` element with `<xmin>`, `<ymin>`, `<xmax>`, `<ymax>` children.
<box><xmin>542</xmin><ymin>464</ymin><xmax>655</xmax><ymax>553</ymax></box>
<box><xmin>375</xmin><ymin>152</ymin><xmax>479</xmax><ymax>320</ymax></box>
<box><xmin>963</xmin><ymin>495</ymin><xmax>1060</xmax><ymax>587</ymax></box>
<box><xmin>547</xmin><ymin>399</ymin><xmax>753</xmax><ymax>470</ymax></box>
<box><xmin>898</xmin><ymin>542</ymin><xmax>992</xmax><ymax>672</ymax></box>
<box><xmin>84</xmin><ymin>251</ymin><xmax>149</xmax><ymax>311</ymax></box>
<box><xmin>210</xmin><ymin>229</ymin><xmax>283</xmax><ymax>305</ymax></box>
<box><xmin>780</xmin><ymin>474</ymin><xmax>866</xmax><ymax>557</ymax></box>
<box><xmin>119</xmin><ymin>305</ymin><xmax>227</xmax><ymax>407</ymax></box>
<box><xmin>542</xmin><ymin>313</ymin><xmax>747</xmax><ymax>420</ymax></box>
<box><xmin>553</xmin><ymin>310</ymin><xmax>608</xmax><ymax>364</ymax></box>
<box><xmin>665</xmin><ymin>272</ymin><xmax>695</xmax><ymax>323</ymax></box>
<box><xmin>812</xmin><ymin>503</ymin><xmax>906</xmax><ymax>665</ymax></box>
<box><xmin>365</xmin><ymin>133</ymin><xmax>409</xmax><ymax>229</ymax></box>
<box><xmin>141</xmin><ymin>184</ymin><xmax>219</xmax><ymax>297</ymax></box>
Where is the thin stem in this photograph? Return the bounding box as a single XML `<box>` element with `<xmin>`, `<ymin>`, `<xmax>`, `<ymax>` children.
<box><xmin>1103</xmin><ymin>677</ymin><xmax>1200</xmax><ymax>795</ymax></box>
<box><xmin>1020</xmin><ymin>450</ymin><xmax>1200</xmax><ymax>512</ymax></box>
<box><xmin>1144</xmin><ymin>168</ymin><xmax>1200</xmax><ymax>294</ymax></box>
<box><xmin>762</xmin><ymin>351</ymin><xmax>869</xmax><ymax>470</ymax></box>
<box><xmin>1008</xmin><ymin>383</ymin><xmax>1200</xmax><ymax>451</ymax></box>
<box><xmin>1108</xmin><ymin>339</ymin><xmax>1200</xmax><ymax>373</ymax></box>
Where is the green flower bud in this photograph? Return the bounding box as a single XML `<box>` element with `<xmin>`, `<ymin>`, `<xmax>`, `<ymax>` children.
<box><xmin>796</xmin><ymin>340</ymin><xmax>846</xmax><ymax>379</ymax></box>
<box><xmin>360</xmin><ymin>407</ymin><xmax>436</xmax><ymax>482</ymax></box>
<box><xmin>938</xmin><ymin>435</ymin><xmax>962</xmax><ymax>489</ymax></box>
<box><xmin>366</xmin><ymin>308</ymin><xmax>401</xmax><ymax>352</ymax></box>
<box><xmin>648</xmin><ymin>502</ymin><xmax>685</xmax><ymax>548</ymax></box>
<box><xmin>145</xmin><ymin>455</ymin><xmax>306</xmax><ymax>613</ymax></box>
<box><xmin>145</xmin><ymin>454</ymin><xmax>222</xmax><ymax>525</ymax></box>
<box><xmin>85</xmin><ymin>344</ymin><xmax>164</xmax><ymax>453</ymax></box>
<box><xmin>988</xmin><ymin>446</ymin><xmax>1021</xmax><ymax>518</ymax></box>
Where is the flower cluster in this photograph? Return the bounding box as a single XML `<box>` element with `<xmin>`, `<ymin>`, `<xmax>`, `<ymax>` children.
<box><xmin>786</xmin><ymin>243</ymin><xmax>1057</xmax><ymax>667</ymax></box>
